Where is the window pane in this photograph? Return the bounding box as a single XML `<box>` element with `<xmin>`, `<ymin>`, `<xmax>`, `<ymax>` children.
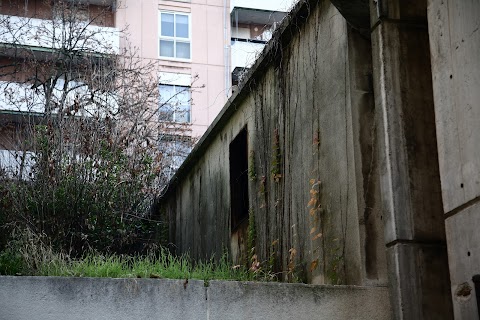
<box><xmin>176</xmin><ymin>15</ymin><xmax>189</xmax><ymax>38</ymax></box>
<box><xmin>159</xmin><ymin>106</ymin><xmax>174</xmax><ymax>122</ymax></box>
<box><xmin>175</xmin><ymin>103</ymin><xmax>190</xmax><ymax>123</ymax></box>
<box><xmin>175</xmin><ymin>85</ymin><xmax>188</xmax><ymax>94</ymax></box>
<box><xmin>172</xmin><ymin>140</ymin><xmax>190</xmax><ymax>168</ymax></box>
<box><xmin>160</xmin><ymin>40</ymin><xmax>174</xmax><ymax>57</ymax></box>
<box><xmin>161</xmin><ymin>13</ymin><xmax>174</xmax><ymax>37</ymax></box>
<box><xmin>159</xmin><ymin>85</ymin><xmax>174</xmax><ymax>122</ymax></box>
<box><xmin>54</xmin><ymin>78</ymin><xmax>66</xmax><ymax>93</ymax></box>
<box><xmin>174</xmin><ymin>86</ymin><xmax>190</xmax><ymax>123</ymax></box>
<box><xmin>160</xmin><ymin>85</ymin><xmax>190</xmax><ymax>123</ymax></box>
<box><xmin>175</xmin><ymin>86</ymin><xmax>190</xmax><ymax>103</ymax></box>
<box><xmin>176</xmin><ymin>42</ymin><xmax>190</xmax><ymax>59</ymax></box>
<box><xmin>158</xmin><ymin>137</ymin><xmax>191</xmax><ymax>180</ymax></box>
<box><xmin>159</xmin><ymin>84</ymin><xmax>175</xmax><ymax>103</ymax></box>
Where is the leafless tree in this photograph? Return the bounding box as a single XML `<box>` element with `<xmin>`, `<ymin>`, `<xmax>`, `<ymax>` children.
<box><xmin>0</xmin><ymin>0</ymin><xmax>194</xmax><ymax>254</ymax></box>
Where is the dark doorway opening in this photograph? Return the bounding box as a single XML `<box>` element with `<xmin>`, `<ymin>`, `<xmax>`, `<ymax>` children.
<box><xmin>473</xmin><ymin>275</ymin><xmax>480</xmax><ymax>319</ymax></box>
<box><xmin>229</xmin><ymin>127</ymin><xmax>249</xmax><ymax>231</ymax></box>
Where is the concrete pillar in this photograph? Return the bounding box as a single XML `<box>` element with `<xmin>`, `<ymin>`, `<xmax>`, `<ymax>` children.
<box><xmin>369</xmin><ymin>0</ymin><xmax>453</xmax><ymax>319</ymax></box>
<box><xmin>428</xmin><ymin>0</ymin><xmax>480</xmax><ymax>318</ymax></box>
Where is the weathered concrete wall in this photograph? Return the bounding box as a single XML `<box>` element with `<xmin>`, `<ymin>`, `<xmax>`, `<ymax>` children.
<box><xmin>428</xmin><ymin>0</ymin><xmax>480</xmax><ymax>318</ymax></box>
<box><xmin>369</xmin><ymin>0</ymin><xmax>453</xmax><ymax>318</ymax></box>
<box><xmin>161</xmin><ymin>0</ymin><xmax>387</xmax><ymax>287</ymax></box>
<box><xmin>158</xmin><ymin>0</ymin><xmax>479</xmax><ymax>318</ymax></box>
<box><xmin>0</xmin><ymin>276</ymin><xmax>391</xmax><ymax>320</ymax></box>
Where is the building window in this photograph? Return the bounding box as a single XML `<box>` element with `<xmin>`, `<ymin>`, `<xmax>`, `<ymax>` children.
<box><xmin>159</xmin><ymin>12</ymin><xmax>191</xmax><ymax>59</ymax></box>
<box><xmin>158</xmin><ymin>135</ymin><xmax>192</xmax><ymax>182</ymax></box>
<box><xmin>159</xmin><ymin>84</ymin><xmax>191</xmax><ymax>123</ymax></box>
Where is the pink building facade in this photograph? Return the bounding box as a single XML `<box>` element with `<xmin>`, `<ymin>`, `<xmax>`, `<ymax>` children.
<box><xmin>116</xmin><ymin>0</ymin><xmax>231</xmax><ymax>138</ymax></box>
<box><xmin>0</xmin><ymin>0</ymin><xmax>292</xmax><ymax>176</ymax></box>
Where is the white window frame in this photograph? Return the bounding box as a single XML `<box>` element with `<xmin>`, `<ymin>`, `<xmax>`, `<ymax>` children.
<box><xmin>158</xmin><ymin>72</ymin><xmax>192</xmax><ymax>123</ymax></box>
<box><xmin>158</xmin><ymin>11</ymin><xmax>192</xmax><ymax>61</ymax></box>
<box><xmin>159</xmin><ymin>84</ymin><xmax>191</xmax><ymax>123</ymax></box>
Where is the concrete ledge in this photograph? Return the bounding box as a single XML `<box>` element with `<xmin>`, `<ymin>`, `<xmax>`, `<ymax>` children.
<box><xmin>207</xmin><ymin>281</ymin><xmax>391</xmax><ymax>320</ymax></box>
<box><xmin>0</xmin><ymin>276</ymin><xmax>391</xmax><ymax>320</ymax></box>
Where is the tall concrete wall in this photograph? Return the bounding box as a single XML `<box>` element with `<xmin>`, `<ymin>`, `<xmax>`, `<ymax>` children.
<box><xmin>161</xmin><ymin>0</ymin><xmax>387</xmax><ymax>287</ymax></box>
<box><xmin>159</xmin><ymin>0</ymin><xmax>478</xmax><ymax>318</ymax></box>
<box><xmin>428</xmin><ymin>0</ymin><xmax>480</xmax><ymax>318</ymax></box>
<box><xmin>0</xmin><ymin>276</ymin><xmax>391</xmax><ymax>320</ymax></box>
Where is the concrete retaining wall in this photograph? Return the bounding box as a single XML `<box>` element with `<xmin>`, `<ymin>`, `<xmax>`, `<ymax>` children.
<box><xmin>160</xmin><ymin>0</ymin><xmax>387</xmax><ymax>288</ymax></box>
<box><xmin>0</xmin><ymin>276</ymin><xmax>391</xmax><ymax>320</ymax></box>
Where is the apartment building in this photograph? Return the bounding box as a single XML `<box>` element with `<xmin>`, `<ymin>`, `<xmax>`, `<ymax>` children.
<box><xmin>117</xmin><ymin>0</ymin><xmax>295</xmax><ymax>137</ymax></box>
<box><xmin>0</xmin><ymin>0</ymin><xmax>294</xmax><ymax>178</ymax></box>
<box><xmin>116</xmin><ymin>0</ymin><xmax>230</xmax><ymax>138</ymax></box>
<box><xmin>114</xmin><ymin>0</ymin><xmax>231</xmax><ymax>177</ymax></box>
<box><xmin>0</xmin><ymin>0</ymin><xmax>120</xmax><ymax>177</ymax></box>
<box><xmin>230</xmin><ymin>0</ymin><xmax>291</xmax><ymax>87</ymax></box>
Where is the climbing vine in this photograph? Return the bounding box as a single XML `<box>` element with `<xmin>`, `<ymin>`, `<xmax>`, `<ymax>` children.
<box><xmin>248</xmin><ymin>150</ymin><xmax>257</xmax><ymax>181</ymax></box>
<box><xmin>307</xmin><ymin>178</ymin><xmax>323</xmax><ymax>274</ymax></box>
<box><xmin>247</xmin><ymin>208</ymin><xmax>256</xmax><ymax>264</ymax></box>
<box><xmin>271</xmin><ymin>128</ymin><xmax>282</xmax><ymax>182</ymax></box>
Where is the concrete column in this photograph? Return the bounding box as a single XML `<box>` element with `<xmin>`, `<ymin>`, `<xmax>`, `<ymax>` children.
<box><xmin>369</xmin><ymin>0</ymin><xmax>453</xmax><ymax>319</ymax></box>
<box><xmin>428</xmin><ymin>0</ymin><xmax>480</xmax><ymax>318</ymax></box>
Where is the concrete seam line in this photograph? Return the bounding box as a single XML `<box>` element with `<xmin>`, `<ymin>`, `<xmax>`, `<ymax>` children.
<box><xmin>444</xmin><ymin>194</ymin><xmax>480</xmax><ymax>219</ymax></box>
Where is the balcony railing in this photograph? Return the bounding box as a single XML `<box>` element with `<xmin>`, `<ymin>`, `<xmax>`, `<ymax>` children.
<box><xmin>0</xmin><ymin>149</ymin><xmax>34</xmax><ymax>180</ymax></box>
<box><xmin>230</xmin><ymin>0</ymin><xmax>296</xmax><ymax>12</ymax></box>
<box><xmin>0</xmin><ymin>81</ymin><xmax>118</xmax><ymax>118</ymax></box>
<box><xmin>230</xmin><ymin>39</ymin><xmax>266</xmax><ymax>72</ymax></box>
<box><xmin>0</xmin><ymin>14</ymin><xmax>119</xmax><ymax>55</ymax></box>
<box><xmin>65</xmin><ymin>0</ymin><xmax>115</xmax><ymax>5</ymax></box>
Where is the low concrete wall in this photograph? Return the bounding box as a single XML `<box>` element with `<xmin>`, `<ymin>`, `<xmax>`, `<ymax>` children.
<box><xmin>0</xmin><ymin>276</ymin><xmax>391</xmax><ymax>320</ymax></box>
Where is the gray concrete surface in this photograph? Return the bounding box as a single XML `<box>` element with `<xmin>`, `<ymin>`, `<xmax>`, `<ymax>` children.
<box><xmin>155</xmin><ymin>0</ymin><xmax>480</xmax><ymax>318</ymax></box>
<box><xmin>0</xmin><ymin>276</ymin><xmax>391</xmax><ymax>320</ymax></box>
<box><xmin>445</xmin><ymin>203</ymin><xmax>480</xmax><ymax>319</ymax></box>
<box><xmin>428</xmin><ymin>0</ymin><xmax>480</xmax><ymax>319</ymax></box>
<box><xmin>370</xmin><ymin>0</ymin><xmax>453</xmax><ymax>318</ymax></box>
<box><xmin>428</xmin><ymin>0</ymin><xmax>480</xmax><ymax>213</ymax></box>
<box><xmin>160</xmin><ymin>0</ymin><xmax>387</xmax><ymax>289</ymax></box>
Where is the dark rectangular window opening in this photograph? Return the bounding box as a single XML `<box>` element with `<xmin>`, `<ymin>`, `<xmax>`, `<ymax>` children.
<box><xmin>229</xmin><ymin>127</ymin><xmax>249</xmax><ymax>232</ymax></box>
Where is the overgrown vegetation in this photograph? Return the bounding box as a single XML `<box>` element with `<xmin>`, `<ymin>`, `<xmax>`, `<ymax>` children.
<box><xmin>0</xmin><ymin>249</ymin><xmax>254</xmax><ymax>281</ymax></box>
<box><xmin>0</xmin><ymin>227</ymin><xmax>273</xmax><ymax>282</ymax></box>
<box><xmin>0</xmin><ymin>125</ymin><xmax>164</xmax><ymax>255</ymax></box>
<box><xmin>0</xmin><ymin>0</ymin><xmax>192</xmax><ymax>257</ymax></box>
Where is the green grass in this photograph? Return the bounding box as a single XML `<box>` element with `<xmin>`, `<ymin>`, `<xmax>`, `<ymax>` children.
<box><xmin>0</xmin><ymin>247</ymin><xmax>258</xmax><ymax>282</ymax></box>
<box><xmin>0</xmin><ymin>227</ymin><xmax>280</xmax><ymax>282</ymax></box>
